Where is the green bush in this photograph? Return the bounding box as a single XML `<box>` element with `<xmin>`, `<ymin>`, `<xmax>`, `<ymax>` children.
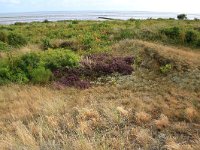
<box><xmin>161</xmin><ymin>27</ymin><xmax>181</xmax><ymax>39</ymax></box>
<box><xmin>0</xmin><ymin>31</ymin><xmax>8</xmax><ymax>42</ymax></box>
<box><xmin>195</xmin><ymin>39</ymin><xmax>200</xmax><ymax>47</ymax></box>
<box><xmin>41</xmin><ymin>49</ymin><xmax>80</xmax><ymax>70</ymax></box>
<box><xmin>0</xmin><ymin>41</ymin><xmax>10</xmax><ymax>51</ymax></box>
<box><xmin>8</xmin><ymin>33</ymin><xmax>28</xmax><ymax>47</ymax></box>
<box><xmin>30</xmin><ymin>67</ymin><xmax>52</xmax><ymax>84</ymax></box>
<box><xmin>81</xmin><ymin>34</ymin><xmax>94</xmax><ymax>49</ymax></box>
<box><xmin>160</xmin><ymin>64</ymin><xmax>172</xmax><ymax>74</ymax></box>
<box><xmin>13</xmin><ymin>53</ymin><xmax>41</xmax><ymax>76</ymax></box>
<box><xmin>10</xmin><ymin>70</ymin><xmax>29</xmax><ymax>84</ymax></box>
<box><xmin>184</xmin><ymin>30</ymin><xmax>198</xmax><ymax>44</ymax></box>
<box><xmin>42</xmin><ymin>38</ymin><xmax>51</xmax><ymax>50</ymax></box>
<box><xmin>177</xmin><ymin>14</ymin><xmax>187</xmax><ymax>20</ymax></box>
<box><xmin>0</xmin><ymin>49</ymin><xmax>79</xmax><ymax>84</ymax></box>
<box><xmin>0</xmin><ymin>66</ymin><xmax>11</xmax><ymax>84</ymax></box>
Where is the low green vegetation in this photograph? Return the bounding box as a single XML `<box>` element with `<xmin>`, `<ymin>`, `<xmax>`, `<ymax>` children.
<box><xmin>160</xmin><ymin>64</ymin><xmax>172</xmax><ymax>74</ymax></box>
<box><xmin>0</xmin><ymin>49</ymin><xmax>79</xmax><ymax>84</ymax></box>
<box><xmin>0</xmin><ymin>19</ymin><xmax>200</xmax><ymax>86</ymax></box>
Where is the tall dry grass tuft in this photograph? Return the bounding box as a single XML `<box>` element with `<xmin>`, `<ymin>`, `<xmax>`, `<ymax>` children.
<box><xmin>164</xmin><ymin>138</ymin><xmax>180</xmax><ymax>150</ymax></box>
<box><xmin>155</xmin><ymin>114</ymin><xmax>169</xmax><ymax>130</ymax></box>
<box><xmin>135</xmin><ymin>111</ymin><xmax>151</xmax><ymax>124</ymax></box>
<box><xmin>185</xmin><ymin>107</ymin><xmax>198</xmax><ymax>122</ymax></box>
<box><xmin>116</xmin><ymin>106</ymin><xmax>129</xmax><ymax>117</ymax></box>
<box><xmin>130</xmin><ymin>127</ymin><xmax>155</xmax><ymax>148</ymax></box>
<box><xmin>12</xmin><ymin>121</ymin><xmax>39</xmax><ymax>149</ymax></box>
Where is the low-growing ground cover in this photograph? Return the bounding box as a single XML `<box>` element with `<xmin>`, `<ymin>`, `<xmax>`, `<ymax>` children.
<box><xmin>0</xmin><ymin>20</ymin><xmax>200</xmax><ymax>150</ymax></box>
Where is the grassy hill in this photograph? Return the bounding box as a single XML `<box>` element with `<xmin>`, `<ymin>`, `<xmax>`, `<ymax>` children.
<box><xmin>0</xmin><ymin>20</ymin><xmax>200</xmax><ymax>150</ymax></box>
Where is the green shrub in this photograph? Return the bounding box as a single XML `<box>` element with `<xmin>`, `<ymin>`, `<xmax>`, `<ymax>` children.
<box><xmin>0</xmin><ymin>66</ymin><xmax>11</xmax><ymax>84</ymax></box>
<box><xmin>43</xmin><ymin>19</ymin><xmax>50</xmax><ymax>23</ymax></box>
<box><xmin>160</xmin><ymin>64</ymin><xmax>172</xmax><ymax>74</ymax></box>
<box><xmin>0</xmin><ymin>41</ymin><xmax>10</xmax><ymax>51</ymax></box>
<box><xmin>195</xmin><ymin>39</ymin><xmax>200</xmax><ymax>47</ymax></box>
<box><xmin>10</xmin><ymin>70</ymin><xmax>29</xmax><ymax>84</ymax></box>
<box><xmin>42</xmin><ymin>38</ymin><xmax>51</xmax><ymax>50</ymax></box>
<box><xmin>72</xmin><ymin>20</ymin><xmax>79</xmax><ymax>24</ymax></box>
<box><xmin>135</xmin><ymin>20</ymin><xmax>141</xmax><ymax>29</ymax></box>
<box><xmin>119</xmin><ymin>28</ymin><xmax>134</xmax><ymax>39</ymax></box>
<box><xmin>30</xmin><ymin>67</ymin><xmax>52</xmax><ymax>84</ymax></box>
<box><xmin>184</xmin><ymin>30</ymin><xmax>198</xmax><ymax>44</ymax></box>
<box><xmin>8</xmin><ymin>33</ymin><xmax>27</xmax><ymax>47</ymax></box>
<box><xmin>0</xmin><ymin>49</ymin><xmax>79</xmax><ymax>84</ymax></box>
<box><xmin>41</xmin><ymin>49</ymin><xmax>80</xmax><ymax>70</ymax></box>
<box><xmin>161</xmin><ymin>27</ymin><xmax>181</xmax><ymax>39</ymax></box>
<box><xmin>0</xmin><ymin>31</ymin><xmax>8</xmax><ymax>42</ymax></box>
<box><xmin>81</xmin><ymin>34</ymin><xmax>94</xmax><ymax>49</ymax></box>
<box><xmin>177</xmin><ymin>14</ymin><xmax>187</xmax><ymax>20</ymax></box>
<box><xmin>13</xmin><ymin>53</ymin><xmax>41</xmax><ymax>76</ymax></box>
<box><xmin>114</xmin><ymin>28</ymin><xmax>135</xmax><ymax>40</ymax></box>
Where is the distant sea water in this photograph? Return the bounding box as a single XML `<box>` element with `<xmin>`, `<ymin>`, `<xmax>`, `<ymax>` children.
<box><xmin>0</xmin><ymin>11</ymin><xmax>200</xmax><ymax>25</ymax></box>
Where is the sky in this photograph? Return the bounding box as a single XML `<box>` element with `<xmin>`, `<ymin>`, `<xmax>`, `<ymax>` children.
<box><xmin>0</xmin><ymin>0</ymin><xmax>200</xmax><ymax>13</ymax></box>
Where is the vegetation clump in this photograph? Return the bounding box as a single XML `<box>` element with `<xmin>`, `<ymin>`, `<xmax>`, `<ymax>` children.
<box><xmin>7</xmin><ymin>33</ymin><xmax>28</xmax><ymax>47</ymax></box>
<box><xmin>0</xmin><ymin>49</ymin><xmax>79</xmax><ymax>84</ymax></box>
<box><xmin>177</xmin><ymin>14</ymin><xmax>187</xmax><ymax>20</ymax></box>
<box><xmin>53</xmin><ymin>54</ymin><xmax>134</xmax><ymax>89</ymax></box>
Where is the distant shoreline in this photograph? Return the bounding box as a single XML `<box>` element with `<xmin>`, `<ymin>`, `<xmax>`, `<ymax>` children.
<box><xmin>0</xmin><ymin>11</ymin><xmax>199</xmax><ymax>25</ymax></box>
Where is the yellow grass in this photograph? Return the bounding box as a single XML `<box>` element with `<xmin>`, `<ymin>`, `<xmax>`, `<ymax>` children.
<box><xmin>0</xmin><ymin>40</ymin><xmax>200</xmax><ymax>149</ymax></box>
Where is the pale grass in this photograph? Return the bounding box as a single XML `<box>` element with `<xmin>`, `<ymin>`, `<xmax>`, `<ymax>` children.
<box><xmin>73</xmin><ymin>138</ymin><xmax>93</xmax><ymax>150</ymax></box>
<box><xmin>135</xmin><ymin>111</ymin><xmax>151</xmax><ymax>124</ymax></box>
<box><xmin>133</xmin><ymin>39</ymin><xmax>200</xmax><ymax>67</ymax></box>
<box><xmin>112</xmin><ymin>39</ymin><xmax>200</xmax><ymax>67</ymax></box>
<box><xmin>12</xmin><ymin>121</ymin><xmax>39</xmax><ymax>149</ymax></box>
<box><xmin>155</xmin><ymin>114</ymin><xmax>170</xmax><ymax>130</ymax></box>
<box><xmin>0</xmin><ymin>80</ymin><xmax>199</xmax><ymax>149</ymax></box>
<box><xmin>185</xmin><ymin>107</ymin><xmax>198</xmax><ymax>122</ymax></box>
<box><xmin>164</xmin><ymin>138</ymin><xmax>180</xmax><ymax>150</ymax></box>
<box><xmin>130</xmin><ymin>127</ymin><xmax>155</xmax><ymax>147</ymax></box>
<box><xmin>116</xmin><ymin>106</ymin><xmax>129</xmax><ymax>117</ymax></box>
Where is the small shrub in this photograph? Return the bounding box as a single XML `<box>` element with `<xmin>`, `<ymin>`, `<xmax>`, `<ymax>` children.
<box><xmin>0</xmin><ymin>65</ymin><xmax>11</xmax><ymax>84</ymax></box>
<box><xmin>81</xmin><ymin>34</ymin><xmax>94</xmax><ymax>49</ymax></box>
<box><xmin>42</xmin><ymin>38</ymin><xmax>51</xmax><ymax>50</ymax></box>
<box><xmin>13</xmin><ymin>53</ymin><xmax>41</xmax><ymax>76</ymax></box>
<box><xmin>58</xmin><ymin>74</ymin><xmax>91</xmax><ymax>89</ymax></box>
<box><xmin>59</xmin><ymin>40</ymin><xmax>79</xmax><ymax>51</ymax></box>
<box><xmin>10</xmin><ymin>70</ymin><xmax>29</xmax><ymax>83</ymax></box>
<box><xmin>135</xmin><ymin>20</ymin><xmax>141</xmax><ymax>29</ymax></box>
<box><xmin>53</xmin><ymin>54</ymin><xmax>134</xmax><ymax>89</ymax></box>
<box><xmin>43</xmin><ymin>19</ymin><xmax>49</xmax><ymax>23</ymax></box>
<box><xmin>71</xmin><ymin>20</ymin><xmax>79</xmax><ymax>24</ymax></box>
<box><xmin>161</xmin><ymin>27</ymin><xmax>180</xmax><ymax>39</ymax></box>
<box><xmin>195</xmin><ymin>39</ymin><xmax>200</xmax><ymax>47</ymax></box>
<box><xmin>160</xmin><ymin>64</ymin><xmax>172</xmax><ymax>74</ymax></box>
<box><xmin>0</xmin><ymin>31</ymin><xmax>8</xmax><ymax>42</ymax></box>
<box><xmin>14</xmin><ymin>22</ymin><xmax>28</xmax><ymax>25</ymax></box>
<box><xmin>7</xmin><ymin>33</ymin><xmax>27</xmax><ymax>47</ymax></box>
<box><xmin>119</xmin><ymin>28</ymin><xmax>134</xmax><ymax>39</ymax></box>
<box><xmin>184</xmin><ymin>30</ymin><xmax>198</xmax><ymax>44</ymax></box>
<box><xmin>177</xmin><ymin>14</ymin><xmax>187</xmax><ymax>20</ymax></box>
<box><xmin>128</xmin><ymin>18</ymin><xmax>135</xmax><ymax>22</ymax></box>
<box><xmin>0</xmin><ymin>41</ymin><xmax>10</xmax><ymax>51</ymax></box>
<box><xmin>30</xmin><ymin>67</ymin><xmax>52</xmax><ymax>84</ymax></box>
<box><xmin>41</xmin><ymin>49</ymin><xmax>80</xmax><ymax>70</ymax></box>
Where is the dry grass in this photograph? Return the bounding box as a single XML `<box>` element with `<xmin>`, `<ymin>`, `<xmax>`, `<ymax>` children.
<box><xmin>0</xmin><ymin>40</ymin><xmax>200</xmax><ymax>149</ymax></box>
<box><xmin>155</xmin><ymin>114</ymin><xmax>170</xmax><ymax>130</ymax></box>
<box><xmin>135</xmin><ymin>111</ymin><xmax>151</xmax><ymax>124</ymax></box>
<box><xmin>132</xmin><ymin>40</ymin><xmax>200</xmax><ymax>67</ymax></box>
